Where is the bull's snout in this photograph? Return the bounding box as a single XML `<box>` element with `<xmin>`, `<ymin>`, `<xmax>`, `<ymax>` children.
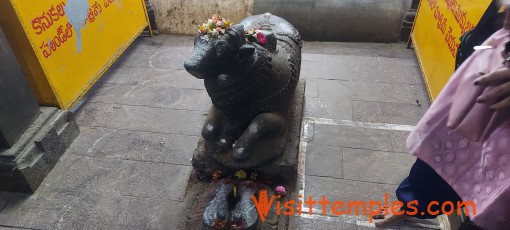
<box><xmin>184</xmin><ymin>59</ymin><xmax>203</xmax><ymax>79</ymax></box>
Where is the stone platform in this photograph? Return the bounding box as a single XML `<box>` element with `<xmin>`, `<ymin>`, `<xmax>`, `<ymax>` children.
<box><xmin>0</xmin><ymin>107</ymin><xmax>79</xmax><ymax>192</ymax></box>
<box><xmin>179</xmin><ymin>80</ymin><xmax>305</xmax><ymax>229</ymax></box>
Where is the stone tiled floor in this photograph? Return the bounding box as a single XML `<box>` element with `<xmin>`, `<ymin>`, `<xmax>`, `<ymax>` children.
<box><xmin>291</xmin><ymin>41</ymin><xmax>439</xmax><ymax>230</ymax></box>
<box><xmin>0</xmin><ymin>36</ymin><xmax>439</xmax><ymax>229</ymax></box>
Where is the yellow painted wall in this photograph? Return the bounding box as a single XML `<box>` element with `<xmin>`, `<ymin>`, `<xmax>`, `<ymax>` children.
<box><xmin>0</xmin><ymin>0</ymin><xmax>149</xmax><ymax>109</ymax></box>
<box><xmin>412</xmin><ymin>0</ymin><xmax>492</xmax><ymax>100</ymax></box>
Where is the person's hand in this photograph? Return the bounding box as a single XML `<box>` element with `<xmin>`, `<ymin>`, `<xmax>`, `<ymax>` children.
<box><xmin>475</xmin><ymin>67</ymin><xmax>510</xmax><ymax>110</ymax></box>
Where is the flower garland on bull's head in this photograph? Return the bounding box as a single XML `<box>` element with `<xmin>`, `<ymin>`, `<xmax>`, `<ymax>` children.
<box><xmin>198</xmin><ymin>14</ymin><xmax>231</xmax><ymax>40</ymax></box>
<box><xmin>198</xmin><ymin>15</ymin><xmax>267</xmax><ymax>46</ymax></box>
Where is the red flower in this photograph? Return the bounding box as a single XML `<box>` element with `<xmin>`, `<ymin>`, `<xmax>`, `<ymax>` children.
<box><xmin>257</xmin><ymin>32</ymin><xmax>267</xmax><ymax>46</ymax></box>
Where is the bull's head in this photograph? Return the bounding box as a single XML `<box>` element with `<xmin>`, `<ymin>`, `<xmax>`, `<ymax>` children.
<box><xmin>184</xmin><ymin>24</ymin><xmax>255</xmax><ymax>79</ymax></box>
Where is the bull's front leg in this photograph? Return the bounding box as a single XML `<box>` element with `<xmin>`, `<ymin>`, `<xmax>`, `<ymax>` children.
<box><xmin>202</xmin><ymin>106</ymin><xmax>224</xmax><ymax>143</ymax></box>
<box><xmin>232</xmin><ymin>112</ymin><xmax>286</xmax><ymax>161</ymax></box>
<box><xmin>202</xmin><ymin>106</ymin><xmax>241</xmax><ymax>150</ymax></box>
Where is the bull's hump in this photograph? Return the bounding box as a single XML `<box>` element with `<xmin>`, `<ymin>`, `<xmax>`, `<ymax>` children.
<box><xmin>240</xmin><ymin>13</ymin><xmax>299</xmax><ymax>37</ymax></box>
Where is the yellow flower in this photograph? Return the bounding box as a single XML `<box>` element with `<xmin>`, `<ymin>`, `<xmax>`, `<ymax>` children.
<box><xmin>198</xmin><ymin>24</ymin><xmax>208</xmax><ymax>34</ymax></box>
<box><xmin>234</xmin><ymin>170</ymin><xmax>247</xmax><ymax>179</ymax></box>
<box><xmin>223</xmin><ymin>19</ymin><xmax>231</xmax><ymax>28</ymax></box>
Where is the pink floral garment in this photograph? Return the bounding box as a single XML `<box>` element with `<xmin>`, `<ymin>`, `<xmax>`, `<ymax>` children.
<box><xmin>407</xmin><ymin>29</ymin><xmax>510</xmax><ymax>229</ymax></box>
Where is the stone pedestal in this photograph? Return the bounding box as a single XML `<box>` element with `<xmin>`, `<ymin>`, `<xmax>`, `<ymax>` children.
<box><xmin>0</xmin><ymin>107</ymin><xmax>80</xmax><ymax>192</ymax></box>
<box><xmin>179</xmin><ymin>80</ymin><xmax>305</xmax><ymax>229</ymax></box>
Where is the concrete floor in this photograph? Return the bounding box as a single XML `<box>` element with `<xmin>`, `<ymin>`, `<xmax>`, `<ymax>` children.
<box><xmin>0</xmin><ymin>35</ymin><xmax>440</xmax><ymax>229</ymax></box>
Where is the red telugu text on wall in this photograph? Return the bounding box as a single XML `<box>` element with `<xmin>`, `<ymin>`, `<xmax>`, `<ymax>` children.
<box><xmin>33</xmin><ymin>0</ymin><xmax>117</xmax><ymax>59</ymax></box>
<box><xmin>426</xmin><ymin>0</ymin><xmax>477</xmax><ymax>58</ymax></box>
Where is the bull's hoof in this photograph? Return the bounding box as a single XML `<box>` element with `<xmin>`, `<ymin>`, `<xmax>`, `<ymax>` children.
<box><xmin>233</xmin><ymin>147</ymin><xmax>251</xmax><ymax>161</ymax></box>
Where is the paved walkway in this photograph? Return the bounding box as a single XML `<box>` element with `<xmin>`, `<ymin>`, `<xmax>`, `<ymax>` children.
<box><xmin>0</xmin><ymin>35</ymin><xmax>440</xmax><ymax>229</ymax></box>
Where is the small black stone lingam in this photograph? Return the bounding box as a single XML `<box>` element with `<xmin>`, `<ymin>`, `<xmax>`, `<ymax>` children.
<box><xmin>184</xmin><ymin>13</ymin><xmax>302</xmax><ymax>230</ymax></box>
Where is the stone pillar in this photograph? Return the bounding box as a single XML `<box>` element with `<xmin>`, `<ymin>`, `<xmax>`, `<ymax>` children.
<box><xmin>0</xmin><ymin>28</ymin><xmax>40</xmax><ymax>148</ymax></box>
<box><xmin>0</xmin><ymin>28</ymin><xmax>80</xmax><ymax>192</ymax></box>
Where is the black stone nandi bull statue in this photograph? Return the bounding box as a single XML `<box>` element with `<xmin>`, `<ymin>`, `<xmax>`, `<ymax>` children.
<box><xmin>184</xmin><ymin>13</ymin><xmax>301</xmax><ymax>165</ymax></box>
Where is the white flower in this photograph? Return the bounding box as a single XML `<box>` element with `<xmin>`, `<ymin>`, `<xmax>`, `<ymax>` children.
<box><xmin>211</xmin><ymin>30</ymin><xmax>219</xmax><ymax>37</ymax></box>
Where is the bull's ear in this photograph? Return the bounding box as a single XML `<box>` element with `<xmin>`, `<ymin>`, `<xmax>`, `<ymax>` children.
<box><xmin>231</xmin><ymin>24</ymin><xmax>244</xmax><ymax>36</ymax></box>
<box><xmin>216</xmin><ymin>40</ymin><xmax>231</xmax><ymax>57</ymax></box>
<box><xmin>238</xmin><ymin>44</ymin><xmax>255</xmax><ymax>61</ymax></box>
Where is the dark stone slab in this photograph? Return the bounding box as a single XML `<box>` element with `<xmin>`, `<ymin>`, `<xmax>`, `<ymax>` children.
<box><xmin>305</xmin><ymin>144</ymin><xmax>342</xmax><ymax>179</ymax></box>
<box><xmin>132</xmin><ymin>67</ymin><xmax>206</xmax><ymax>90</ymax></box>
<box><xmin>100</xmin><ymin>65</ymin><xmax>135</xmax><ymax>84</ymax></box>
<box><xmin>301</xmin><ymin>42</ymin><xmax>324</xmax><ymax>54</ymax></box>
<box><xmin>304</xmin><ymin>96</ymin><xmax>352</xmax><ymax>120</ymax></box>
<box><xmin>384</xmin><ymin>84</ymin><xmax>430</xmax><ymax>106</ymax></box>
<box><xmin>352</xmin><ymin>101</ymin><xmax>426</xmax><ymax>126</ymax></box>
<box><xmin>41</xmin><ymin>153</ymin><xmax>133</xmax><ymax>195</ymax></box>
<box><xmin>342</xmin><ymin>148</ymin><xmax>415</xmax><ymax>185</ymax></box>
<box><xmin>300</xmin><ymin>60</ymin><xmax>350</xmax><ymax>80</ymax></box>
<box><xmin>377</xmin><ymin>48</ymin><xmax>418</xmax><ymax>60</ymax></box>
<box><xmin>304</xmin><ymin>176</ymin><xmax>398</xmax><ymax>218</ymax></box>
<box><xmin>119</xmin><ymin>85</ymin><xmax>211</xmax><ymax>112</ymax></box>
<box><xmin>0</xmin><ymin>189</ymin><xmax>183</xmax><ymax>230</ymax></box>
<box><xmin>313</xmin><ymin>123</ymin><xmax>392</xmax><ymax>152</ymax></box>
<box><xmin>64</xmin><ymin>194</ymin><xmax>184</xmax><ymax>230</ymax></box>
<box><xmin>318</xmin><ymin>79</ymin><xmax>387</xmax><ymax>103</ymax></box>
<box><xmin>99</xmin><ymin>130</ymin><xmax>198</xmax><ymax>165</ymax></box>
<box><xmin>389</xmin><ymin>130</ymin><xmax>411</xmax><ymax>153</ymax></box>
<box><xmin>149</xmin><ymin>48</ymin><xmax>193</xmax><ymax>70</ymax></box>
<box><xmin>88</xmin><ymin>83</ymin><xmax>134</xmax><ymax>104</ymax></box>
<box><xmin>378</xmin><ymin>56</ymin><xmax>419</xmax><ymax>67</ymax></box>
<box><xmin>65</xmin><ymin>127</ymin><xmax>117</xmax><ymax>156</ymax></box>
<box><xmin>350</xmin><ymin>61</ymin><xmax>420</xmax><ymax>85</ymax></box>
<box><xmin>137</xmin><ymin>35</ymin><xmax>196</xmax><ymax>49</ymax></box>
<box><xmin>0</xmin><ymin>192</ymin><xmax>12</xmax><ymax>212</ymax></box>
<box><xmin>116</xmin><ymin>161</ymin><xmax>192</xmax><ymax>201</ymax></box>
<box><xmin>41</xmin><ymin>153</ymin><xmax>192</xmax><ymax>201</ymax></box>
<box><xmin>0</xmin><ymin>191</ymin><xmax>80</xmax><ymax>229</ymax></box>
<box><xmin>304</xmin><ymin>78</ymin><xmax>318</xmax><ymax>98</ymax></box>
<box><xmin>114</xmin><ymin>49</ymin><xmax>153</xmax><ymax>68</ymax></box>
<box><xmin>88</xmin><ymin>82</ymin><xmax>212</xmax><ymax>112</ymax></box>
<box><xmin>302</xmin><ymin>53</ymin><xmax>323</xmax><ymax>62</ymax></box>
<box><xmin>75</xmin><ymin>103</ymin><xmax>205</xmax><ymax>136</ymax></box>
<box><xmin>288</xmin><ymin>216</ymin><xmax>357</xmax><ymax>230</ymax></box>
<box><xmin>0</xmin><ymin>107</ymin><xmax>79</xmax><ymax>192</ymax></box>
<box><xmin>0</xmin><ymin>227</ymin><xmax>25</xmax><ymax>230</ymax></box>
